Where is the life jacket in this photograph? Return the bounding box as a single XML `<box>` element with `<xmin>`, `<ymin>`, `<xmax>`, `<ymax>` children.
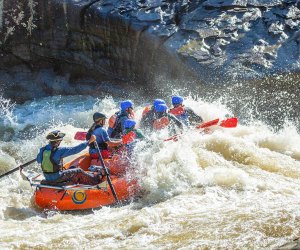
<box><xmin>109</xmin><ymin>111</ymin><xmax>135</xmax><ymax>130</ymax></box>
<box><xmin>108</xmin><ymin>112</ymin><xmax>119</xmax><ymax>129</ymax></box>
<box><xmin>90</xmin><ymin>150</ymin><xmax>110</xmax><ymax>159</ymax></box>
<box><xmin>169</xmin><ymin>106</ymin><xmax>189</xmax><ymax>123</ymax></box>
<box><xmin>122</xmin><ymin>131</ymin><xmax>137</xmax><ymax>145</ymax></box>
<box><xmin>41</xmin><ymin>148</ymin><xmax>61</xmax><ymax>174</ymax></box>
<box><xmin>110</xmin><ymin>111</ymin><xmax>135</xmax><ymax>138</ymax></box>
<box><xmin>128</xmin><ymin>112</ymin><xmax>135</xmax><ymax>120</ymax></box>
<box><xmin>153</xmin><ymin>116</ymin><xmax>169</xmax><ymax>130</ymax></box>
<box><xmin>142</xmin><ymin>105</ymin><xmax>151</xmax><ymax>118</ymax></box>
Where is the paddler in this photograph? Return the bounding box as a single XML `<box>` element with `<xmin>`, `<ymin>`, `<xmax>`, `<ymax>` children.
<box><xmin>37</xmin><ymin>130</ymin><xmax>101</xmax><ymax>185</ymax></box>
<box><xmin>86</xmin><ymin>112</ymin><xmax>123</xmax><ymax>159</ymax></box>
<box><xmin>107</xmin><ymin>100</ymin><xmax>135</xmax><ymax>139</ymax></box>
<box><xmin>169</xmin><ymin>95</ymin><xmax>203</xmax><ymax>126</ymax></box>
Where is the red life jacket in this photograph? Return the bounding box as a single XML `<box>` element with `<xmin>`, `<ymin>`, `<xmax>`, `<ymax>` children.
<box><xmin>169</xmin><ymin>106</ymin><xmax>185</xmax><ymax>116</ymax></box>
<box><xmin>142</xmin><ymin>105</ymin><xmax>151</xmax><ymax>118</ymax></box>
<box><xmin>129</xmin><ymin>112</ymin><xmax>135</xmax><ymax>119</ymax></box>
<box><xmin>153</xmin><ymin>116</ymin><xmax>169</xmax><ymax>130</ymax></box>
<box><xmin>122</xmin><ymin>131</ymin><xmax>137</xmax><ymax>145</ymax></box>
<box><xmin>90</xmin><ymin>150</ymin><xmax>111</xmax><ymax>159</ymax></box>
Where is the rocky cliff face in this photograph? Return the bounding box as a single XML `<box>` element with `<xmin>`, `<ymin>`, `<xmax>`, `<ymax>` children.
<box><xmin>0</xmin><ymin>0</ymin><xmax>300</xmax><ymax>101</ymax></box>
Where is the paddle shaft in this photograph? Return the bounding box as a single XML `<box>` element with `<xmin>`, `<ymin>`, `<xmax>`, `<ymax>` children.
<box><xmin>93</xmin><ymin>142</ymin><xmax>120</xmax><ymax>205</ymax></box>
<box><xmin>164</xmin><ymin>117</ymin><xmax>238</xmax><ymax>142</ymax></box>
<box><xmin>0</xmin><ymin>159</ymin><xmax>36</xmax><ymax>179</ymax></box>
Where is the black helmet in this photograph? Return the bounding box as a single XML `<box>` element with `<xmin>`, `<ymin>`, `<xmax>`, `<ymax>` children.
<box><xmin>93</xmin><ymin>112</ymin><xmax>107</xmax><ymax>122</ymax></box>
<box><xmin>46</xmin><ymin>130</ymin><xmax>66</xmax><ymax>141</ymax></box>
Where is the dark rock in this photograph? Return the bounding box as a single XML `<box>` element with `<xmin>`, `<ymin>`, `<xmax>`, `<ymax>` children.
<box><xmin>135</xmin><ymin>10</ymin><xmax>161</xmax><ymax>22</ymax></box>
<box><xmin>203</xmin><ymin>0</ymin><xmax>248</xmax><ymax>8</ymax></box>
<box><xmin>1</xmin><ymin>0</ymin><xmax>300</xmax><ymax>102</ymax></box>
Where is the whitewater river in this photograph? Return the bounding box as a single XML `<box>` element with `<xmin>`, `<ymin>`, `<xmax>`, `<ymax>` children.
<box><xmin>0</xmin><ymin>91</ymin><xmax>300</xmax><ymax>249</ymax></box>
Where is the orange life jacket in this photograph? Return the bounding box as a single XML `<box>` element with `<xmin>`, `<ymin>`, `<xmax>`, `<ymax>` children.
<box><xmin>109</xmin><ymin>112</ymin><xmax>135</xmax><ymax>129</ymax></box>
<box><xmin>129</xmin><ymin>112</ymin><xmax>135</xmax><ymax>120</ymax></box>
<box><xmin>169</xmin><ymin>106</ymin><xmax>189</xmax><ymax>125</ymax></box>
<box><xmin>142</xmin><ymin>105</ymin><xmax>151</xmax><ymax>118</ymax></box>
<box><xmin>122</xmin><ymin>131</ymin><xmax>137</xmax><ymax>144</ymax></box>
<box><xmin>153</xmin><ymin>116</ymin><xmax>169</xmax><ymax>130</ymax></box>
<box><xmin>169</xmin><ymin>106</ymin><xmax>185</xmax><ymax>116</ymax></box>
<box><xmin>108</xmin><ymin>113</ymin><xmax>117</xmax><ymax>128</ymax></box>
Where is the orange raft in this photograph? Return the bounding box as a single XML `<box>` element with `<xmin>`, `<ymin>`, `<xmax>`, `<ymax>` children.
<box><xmin>27</xmin><ymin>153</ymin><xmax>139</xmax><ymax>211</ymax></box>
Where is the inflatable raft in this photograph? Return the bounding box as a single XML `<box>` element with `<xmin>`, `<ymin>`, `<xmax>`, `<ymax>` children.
<box><xmin>25</xmin><ymin>153</ymin><xmax>139</xmax><ymax>211</ymax></box>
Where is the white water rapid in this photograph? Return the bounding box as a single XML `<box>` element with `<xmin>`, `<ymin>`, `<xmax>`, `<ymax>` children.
<box><xmin>0</xmin><ymin>94</ymin><xmax>300</xmax><ymax>249</ymax></box>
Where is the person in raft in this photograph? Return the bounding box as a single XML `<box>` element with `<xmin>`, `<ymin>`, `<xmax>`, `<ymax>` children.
<box><xmin>86</xmin><ymin>112</ymin><xmax>123</xmax><ymax>159</ymax></box>
<box><xmin>107</xmin><ymin>100</ymin><xmax>135</xmax><ymax>139</ymax></box>
<box><xmin>37</xmin><ymin>130</ymin><xmax>101</xmax><ymax>185</ymax></box>
<box><xmin>140</xmin><ymin>99</ymin><xmax>166</xmax><ymax>131</ymax></box>
<box><xmin>122</xmin><ymin>119</ymin><xmax>146</xmax><ymax>155</ymax></box>
<box><xmin>169</xmin><ymin>95</ymin><xmax>203</xmax><ymax>126</ymax></box>
<box><xmin>142</xmin><ymin>103</ymin><xmax>184</xmax><ymax>133</ymax></box>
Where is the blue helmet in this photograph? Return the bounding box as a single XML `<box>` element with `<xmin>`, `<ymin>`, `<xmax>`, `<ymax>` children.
<box><xmin>120</xmin><ymin>100</ymin><xmax>133</xmax><ymax>111</ymax></box>
<box><xmin>155</xmin><ymin>104</ymin><xmax>168</xmax><ymax>113</ymax></box>
<box><xmin>124</xmin><ymin>119</ymin><xmax>136</xmax><ymax>129</ymax></box>
<box><xmin>153</xmin><ymin>99</ymin><xmax>165</xmax><ymax>107</ymax></box>
<box><xmin>172</xmin><ymin>95</ymin><xmax>184</xmax><ymax>105</ymax></box>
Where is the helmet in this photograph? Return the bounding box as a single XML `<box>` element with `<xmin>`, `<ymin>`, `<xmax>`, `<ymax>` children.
<box><xmin>93</xmin><ymin>112</ymin><xmax>107</xmax><ymax>122</ymax></box>
<box><xmin>172</xmin><ymin>95</ymin><xmax>184</xmax><ymax>105</ymax></box>
<box><xmin>153</xmin><ymin>99</ymin><xmax>165</xmax><ymax>107</ymax></box>
<box><xmin>155</xmin><ymin>104</ymin><xmax>168</xmax><ymax>113</ymax></box>
<box><xmin>124</xmin><ymin>119</ymin><xmax>136</xmax><ymax>129</ymax></box>
<box><xmin>46</xmin><ymin>130</ymin><xmax>66</xmax><ymax>141</ymax></box>
<box><xmin>120</xmin><ymin>100</ymin><xmax>134</xmax><ymax>111</ymax></box>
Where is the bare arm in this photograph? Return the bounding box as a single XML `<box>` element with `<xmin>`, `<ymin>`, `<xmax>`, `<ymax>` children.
<box><xmin>107</xmin><ymin>140</ymin><xmax>123</xmax><ymax>147</ymax></box>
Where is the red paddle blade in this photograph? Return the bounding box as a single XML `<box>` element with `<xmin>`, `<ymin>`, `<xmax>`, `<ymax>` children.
<box><xmin>74</xmin><ymin>132</ymin><xmax>87</xmax><ymax>140</ymax></box>
<box><xmin>164</xmin><ymin>134</ymin><xmax>179</xmax><ymax>142</ymax></box>
<box><xmin>196</xmin><ymin>119</ymin><xmax>219</xmax><ymax>129</ymax></box>
<box><xmin>219</xmin><ymin>117</ymin><xmax>238</xmax><ymax>128</ymax></box>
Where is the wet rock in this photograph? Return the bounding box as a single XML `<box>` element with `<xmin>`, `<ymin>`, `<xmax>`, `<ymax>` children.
<box><xmin>136</xmin><ymin>10</ymin><xmax>161</xmax><ymax>22</ymax></box>
<box><xmin>203</xmin><ymin>0</ymin><xmax>248</xmax><ymax>8</ymax></box>
<box><xmin>1</xmin><ymin>0</ymin><xmax>300</xmax><ymax>101</ymax></box>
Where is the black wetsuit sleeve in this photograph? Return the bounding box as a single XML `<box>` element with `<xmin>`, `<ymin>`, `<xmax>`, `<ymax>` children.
<box><xmin>185</xmin><ymin>107</ymin><xmax>203</xmax><ymax>124</ymax></box>
<box><xmin>140</xmin><ymin>112</ymin><xmax>154</xmax><ymax>132</ymax></box>
<box><xmin>168</xmin><ymin>113</ymin><xmax>184</xmax><ymax>129</ymax></box>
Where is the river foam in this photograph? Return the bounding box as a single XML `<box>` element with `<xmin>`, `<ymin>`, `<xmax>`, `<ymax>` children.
<box><xmin>0</xmin><ymin>94</ymin><xmax>299</xmax><ymax>249</ymax></box>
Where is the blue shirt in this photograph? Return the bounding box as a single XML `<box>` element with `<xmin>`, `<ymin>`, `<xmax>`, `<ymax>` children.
<box><xmin>89</xmin><ymin>126</ymin><xmax>110</xmax><ymax>155</ymax></box>
<box><xmin>36</xmin><ymin>142</ymin><xmax>88</xmax><ymax>181</ymax></box>
<box><xmin>107</xmin><ymin>127</ymin><xmax>114</xmax><ymax>137</ymax></box>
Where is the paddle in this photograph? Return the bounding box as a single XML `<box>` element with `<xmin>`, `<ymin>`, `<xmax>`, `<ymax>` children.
<box><xmin>164</xmin><ymin>117</ymin><xmax>238</xmax><ymax>142</ymax></box>
<box><xmin>219</xmin><ymin>117</ymin><xmax>238</xmax><ymax>128</ymax></box>
<box><xmin>195</xmin><ymin>118</ymin><xmax>219</xmax><ymax>129</ymax></box>
<box><xmin>195</xmin><ymin>117</ymin><xmax>238</xmax><ymax>129</ymax></box>
<box><xmin>93</xmin><ymin>141</ymin><xmax>120</xmax><ymax>205</ymax></box>
<box><xmin>74</xmin><ymin>132</ymin><xmax>87</xmax><ymax>141</ymax></box>
<box><xmin>75</xmin><ymin>118</ymin><xmax>238</xmax><ymax>143</ymax></box>
<box><xmin>0</xmin><ymin>159</ymin><xmax>36</xmax><ymax>179</ymax></box>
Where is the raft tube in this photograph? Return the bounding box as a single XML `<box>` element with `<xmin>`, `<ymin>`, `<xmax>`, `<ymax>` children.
<box><xmin>29</xmin><ymin>153</ymin><xmax>139</xmax><ymax>211</ymax></box>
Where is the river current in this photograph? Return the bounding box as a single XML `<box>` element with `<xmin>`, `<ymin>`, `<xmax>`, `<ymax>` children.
<box><xmin>0</xmin><ymin>85</ymin><xmax>300</xmax><ymax>249</ymax></box>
